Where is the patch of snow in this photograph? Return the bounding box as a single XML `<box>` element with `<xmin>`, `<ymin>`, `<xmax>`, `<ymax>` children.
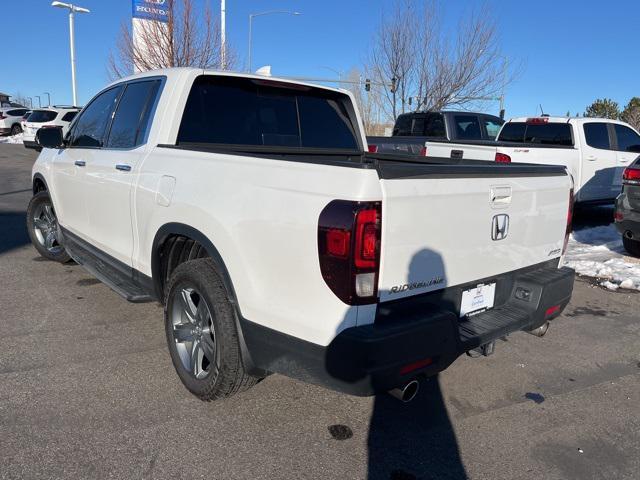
<box><xmin>0</xmin><ymin>133</ymin><xmax>24</xmax><ymax>144</ymax></box>
<box><xmin>563</xmin><ymin>224</ymin><xmax>640</xmax><ymax>291</ymax></box>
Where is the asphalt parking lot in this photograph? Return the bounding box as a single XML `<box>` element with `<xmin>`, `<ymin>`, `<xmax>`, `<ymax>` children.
<box><xmin>1</xmin><ymin>143</ymin><xmax>639</xmax><ymax>480</ymax></box>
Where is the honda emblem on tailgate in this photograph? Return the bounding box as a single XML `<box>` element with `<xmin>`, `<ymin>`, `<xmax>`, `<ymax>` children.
<box><xmin>491</xmin><ymin>214</ymin><xmax>509</xmax><ymax>241</ymax></box>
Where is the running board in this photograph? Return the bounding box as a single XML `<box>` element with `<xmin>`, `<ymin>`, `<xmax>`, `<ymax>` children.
<box><xmin>61</xmin><ymin>228</ymin><xmax>154</xmax><ymax>303</ymax></box>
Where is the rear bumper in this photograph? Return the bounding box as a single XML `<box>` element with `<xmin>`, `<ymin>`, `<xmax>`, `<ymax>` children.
<box><xmin>23</xmin><ymin>140</ymin><xmax>39</xmax><ymax>149</ymax></box>
<box><xmin>615</xmin><ymin>194</ymin><xmax>640</xmax><ymax>238</ymax></box>
<box><xmin>0</xmin><ymin>127</ymin><xmax>11</xmax><ymax>135</ymax></box>
<box><xmin>240</xmin><ymin>260</ymin><xmax>575</xmax><ymax>396</ymax></box>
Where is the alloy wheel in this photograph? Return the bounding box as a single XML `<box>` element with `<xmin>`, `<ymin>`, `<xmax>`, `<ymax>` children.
<box><xmin>32</xmin><ymin>202</ymin><xmax>64</xmax><ymax>255</ymax></box>
<box><xmin>170</xmin><ymin>287</ymin><xmax>217</xmax><ymax>379</ymax></box>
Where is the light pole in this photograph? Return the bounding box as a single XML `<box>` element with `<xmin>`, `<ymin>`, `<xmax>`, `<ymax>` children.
<box><xmin>35</xmin><ymin>96</ymin><xmax>41</xmax><ymax>108</ymax></box>
<box><xmin>319</xmin><ymin>66</ymin><xmax>343</xmax><ymax>85</ymax></box>
<box><xmin>43</xmin><ymin>92</ymin><xmax>51</xmax><ymax>107</ymax></box>
<box><xmin>498</xmin><ymin>55</ymin><xmax>508</xmax><ymax>118</ymax></box>
<box><xmin>220</xmin><ymin>0</ymin><xmax>226</xmax><ymax>69</ymax></box>
<box><xmin>248</xmin><ymin>10</ymin><xmax>301</xmax><ymax>72</ymax></box>
<box><xmin>51</xmin><ymin>1</ymin><xmax>90</xmax><ymax>107</ymax></box>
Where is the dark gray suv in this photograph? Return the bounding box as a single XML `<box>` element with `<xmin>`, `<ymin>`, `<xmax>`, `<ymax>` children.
<box><xmin>615</xmin><ymin>156</ymin><xmax>640</xmax><ymax>257</ymax></box>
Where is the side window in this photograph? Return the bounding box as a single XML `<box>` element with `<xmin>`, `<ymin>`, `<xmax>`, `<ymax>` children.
<box><xmin>61</xmin><ymin>111</ymin><xmax>78</xmax><ymax>122</ymax></box>
<box><xmin>106</xmin><ymin>80</ymin><xmax>161</xmax><ymax>149</ymax></box>
<box><xmin>583</xmin><ymin>123</ymin><xmax>610</xmax><ymax>149</ymax></box>
<box><xmin>614</xmin><ymin>124</ymin><xmax>640</xmax><ymax>152</ymax></box>
<box><xmin>70</xmin><ymin>86</ymin><xmax>123</xmax><ymax>148</ymax></box>
<box><xmin>453</xmin><ymin>115</ymin><xmax>482</xmax><ymax>140</ymax></box>
<box><xmin>483</xmin><ymin>118</ymin><xmax>504</xmax><ymax>139</ymax></box>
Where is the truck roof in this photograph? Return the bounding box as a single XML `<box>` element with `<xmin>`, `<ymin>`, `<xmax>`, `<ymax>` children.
<box><xmin>109</xmin><ymin>67</ymin><xmax>349</xmax><ymax>96</ymax></box>
<box><xmin>507</xmin><ymin>116</ymin><xmax>632</xmax><ymax>127</ymax></box>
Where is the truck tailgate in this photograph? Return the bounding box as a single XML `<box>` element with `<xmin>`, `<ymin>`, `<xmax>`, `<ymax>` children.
<box><xmin>375</xmin><ymin>160</ymin><xmax>571</xmax><ymax>303</ymax></box>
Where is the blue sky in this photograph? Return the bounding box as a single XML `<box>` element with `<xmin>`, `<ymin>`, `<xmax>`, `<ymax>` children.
<box><xmin>3</xmin><ymin>0</ymin><xmax>639</xmax><ymax>119</ymax></box>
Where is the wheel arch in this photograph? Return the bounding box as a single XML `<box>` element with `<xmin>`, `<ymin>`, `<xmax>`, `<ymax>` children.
<box><xmin>151</xmin><ymin>222</ymin><xmax>240</xmax><ymax>310</ymax></box>
<box><xmin>32</xmin><ymin>173</ymin><xmax>48</xmax><ymax>194</ymax></box>
<box><xmin>151</xmin><ymin>222</ymin><xmax>265</xmax><ymax>376</ymax></box>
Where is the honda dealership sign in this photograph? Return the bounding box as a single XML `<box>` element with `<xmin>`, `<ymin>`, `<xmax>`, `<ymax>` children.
<box><xmin>132</xmin><ymin>0</ymin><xmax>169</xmax><ymax>22</ymax></box>
<box><xmin>132</xmin><ymin>0</ymin><xmax>170</xmax><ymax>73</ymax></box>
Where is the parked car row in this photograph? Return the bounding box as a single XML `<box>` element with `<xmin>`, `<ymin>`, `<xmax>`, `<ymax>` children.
<box><xmin>21</xmin><ymin>106</ymin><xmax>80</xmax><ymax>149</ymax></box>
<box><xmin>0</xmin><ymin>105</ymin><xmax>80</xmax><ymax>151</ymax></box>
<box><xmin>27</xmin><ymin>68</ymin><xmax>575</xmax><ymax>403</ymax></box>
<box><xmin>0</xmin><ymin>107</ymin><xmax>29</xmax><ymax>136</ymax></box>
<box><xmin>368</xmin><ymin>111</ymin><xmax>640</xmax><ymax>257</ymax></box>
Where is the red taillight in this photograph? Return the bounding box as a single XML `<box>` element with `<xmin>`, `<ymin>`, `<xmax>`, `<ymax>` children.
<box><xmin>318</xmin><ymin>201</ymin><xmax>382</xmax><ymax>305</ymax></box>
<box><xmin>526</xmin><ymin>117</ymin><xmax>549</xmax><ymax>124</ymax></box>
<box><xmin>354</xmin><ymin>209</ymin><xmax>378</xmax><ymax>268</ymax></box>
<box><xmin>623</xmin><ymin>167</ymin><xmax>640</xmax><ymax>184</ymax></box>
<box><xmin>368</xmin><ymin>144</ymin><xmax>378</xmax><ymax>153</ymax></box>
<box><xmin>326</xmin><ymin>229</ymin><xmax>350</xmax><ymax>258</ymax></box>
<box><xmin>614</xmin><ymin>211</ymin><xmax>624</xmax><ymax>222</ymax></box>
<box><xmin>495</xmin><ymin>152</ymin><xmax>511</xmax><ymax>163</ymax></box>
<box><xmin>419</xmin><ymin>146</ymin><xmax>427</xmax><ymax>156</ymax></box>
<box><xmin>0</xmin><ymin>114</ymin><xmax>6</xmax><ymax>120</ymax></box>
<box><xmin>545</xmin><ymin>304</ymin><xmax>561</xmax><ymax>319</ymax></box>
<box><xmin>562</xmin><ymin>188</ymin><xmax>574</xmax><ymax>255</ymax></box>
<box><xmin>399</xmin><ymin>357</ymin><xmax>433</xmax><ymax>375</ymax></box>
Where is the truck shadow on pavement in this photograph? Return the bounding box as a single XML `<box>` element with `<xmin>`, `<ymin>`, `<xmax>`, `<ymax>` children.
<box><xmin>0</xmin><ymin>210</ymin><xmax>29</xmax><ymax>256</ymax></box>
<box><xmin>366</xmin><ymin>248</ymin><xmax>467</xmax><ymax>479</ymax></box>
<box><xmin>367</xmin><ymin>376</ymin><xmax>468</xmax><ymax>480</ymax></box>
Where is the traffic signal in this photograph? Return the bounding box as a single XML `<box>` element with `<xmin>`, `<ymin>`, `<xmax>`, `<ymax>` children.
<box><xmin>365</xmin><ymin>79</ymin><xmax>371</xmax><ymax>92</ymax></box>
<box><xmin>390</xmin><ymin>77</ymin><xmax>397</xmax><ymax>93</ymax></box>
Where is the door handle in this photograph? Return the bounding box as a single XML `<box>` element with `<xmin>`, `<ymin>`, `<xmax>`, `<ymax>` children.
<box><xmin>115</xmin><ymin>164</ymin><xmax>132</xmax><ymax>172</ymax></box>
<box><xmin>74</xmin><ymin>160</ymin><xmax>86</xmax><ymax>167</ymax></box>
<box><xmin>586</xmin><ymin>155</ymin><xmax>597</xmax><ymax>161</ymax></box>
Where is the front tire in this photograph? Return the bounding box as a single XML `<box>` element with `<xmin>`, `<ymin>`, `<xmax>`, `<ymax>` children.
<box><xmin>623</xmin><ymin>235</ymin><xmax>640</xmax><ymax>257</ymax></box>
<box><xmin>26</xmin><ymin>191</ymin><xmax>71</xmax><ymax>263</ymax></box>
<box><xmin>164</xmin><ymin>258</ymin><xmax>259</xmax><ymax>401</ymax></box>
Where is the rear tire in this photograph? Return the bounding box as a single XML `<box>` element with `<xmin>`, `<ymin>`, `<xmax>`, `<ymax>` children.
<box><xmin>164</xmin><ymin>258</ymin><xmax>260</xmax><ymax>401</ymax></box>
<box><xmin>26</xmin><ymin>191</ymin><xmax>71</xmax><ymax>263</ymax></box>
<box><xmin>10</xmin><ymin>124</ymin><xmax>22</xmax><ymax>136</ymax></box>
<box><xmin>623</xmin><ymin>235</ymin><xmax>640</xmax><ymax>257</ymax></box>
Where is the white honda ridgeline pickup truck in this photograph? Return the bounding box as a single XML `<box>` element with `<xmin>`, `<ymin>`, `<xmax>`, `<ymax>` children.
<box><xmin>28</xmin><ymin>69</ymin><xmax>575</xmax><ymax>402</ymax></box>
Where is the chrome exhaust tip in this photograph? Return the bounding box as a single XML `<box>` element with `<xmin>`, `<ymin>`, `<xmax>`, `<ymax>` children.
<box><xmin>388</xmin><ymin>380</ymin><xmax>419</xmax><ymax>403</ymax></box>
<box><xmin>527</xmin><ymin>321</ymin><xmax>550</xmax><ymax>337</ymax></box>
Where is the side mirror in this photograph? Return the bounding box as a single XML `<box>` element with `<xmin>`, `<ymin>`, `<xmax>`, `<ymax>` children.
<box><xmin>36</xmin><ymin>127</ymin><xmax>64</xmax><ymax>149</ymax></box>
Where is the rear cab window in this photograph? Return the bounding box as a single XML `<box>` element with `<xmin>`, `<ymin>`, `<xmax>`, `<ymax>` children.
<box><xmin>453</xmin><ymin>115</ymin><xmax>482</xmax><ymax>140</ymax></box>
<box><xmin>498</xmin><ymin>120</ymin><xmax>573</xmax><ymax>146</ymax></box>
<box><xmin>177</xmin><ymin>76</ymin><xmax>360</xmax><ymax>151</ymax></box>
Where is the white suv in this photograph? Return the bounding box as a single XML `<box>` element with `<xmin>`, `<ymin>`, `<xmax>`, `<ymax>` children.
<box><xmin>0</xmin><ymin>107</ymin><xmax>29</xmax><ymax>136</ymax></box>
<box><xmin>23</xmin><ymin>106</ymin><xmax>80</xmax><ymax>150</ymax></box>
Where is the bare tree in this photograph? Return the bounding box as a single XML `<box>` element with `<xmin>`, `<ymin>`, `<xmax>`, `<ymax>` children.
<box><xmin>366</xmin><ymin>1</ymin><xmax>417</xmax><ymax>120</ymax></box>
<box><xmin>108</xmin><ymin>0</ymin><xmax>233</xmax><ymax>79</ymax></box>
<box><xmin>10</xmin><ymin>92</ymin><xmax>30</xmax><ymax>108</ymax></box>
<box><xmin>366</xmin><ymin>1</ymin><xmax>513</xmax><ymax>122</ymax></box>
